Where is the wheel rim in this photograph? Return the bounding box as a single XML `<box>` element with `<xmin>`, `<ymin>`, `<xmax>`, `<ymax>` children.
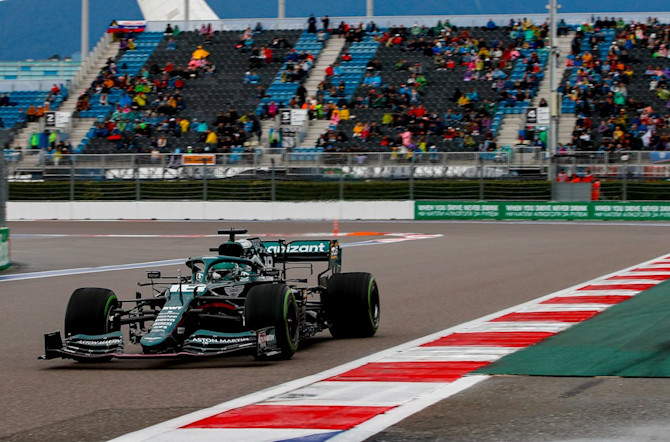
<box><xmin>286</xmin><ymin>296</ymin><xmax>299</xmax><ymax>347</ymax></box>
<box><xmin>369</xmin><ymin>282</ymin><xmax>380</xmax><ymax>327</ymax></box>
<box><xmin>104</xmin><ymin>296</ymin><xmax>118</xmax><ymax>334</ymax></box>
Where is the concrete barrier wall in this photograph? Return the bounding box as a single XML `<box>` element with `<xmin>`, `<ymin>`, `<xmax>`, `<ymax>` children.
<box><xmin>7</xmin><ymin>201</ymin><xmax>414</xmax><ymax>221</ymax></box>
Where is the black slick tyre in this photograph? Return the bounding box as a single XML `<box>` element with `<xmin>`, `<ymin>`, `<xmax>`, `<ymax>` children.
<box><xmin>245</xmin><ymin>284</ymin><xmax>299</xmax><ymax>360</ymax></box>
<box><xmin>324</xmin><ymin>272</ymin><xmax>380</xmax><ymax>338</ymax></box>
<box><xmin>64</xmin><ymin>287</ymin><xmax>120</xmax><ymax>338</ymax></box>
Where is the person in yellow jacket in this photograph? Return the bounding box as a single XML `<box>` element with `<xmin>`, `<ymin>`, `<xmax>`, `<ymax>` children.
<box><xmin>205</xmin><ymin>130</ymin><xmax>218</xmax><ymax>145</ymax></box>
<box><xmin>48</xmin><ymin>130</ymin><xmax>57</xmax><ymax>148</ymax></box>
<box><xmin>192</xmin><ymin>45</ymin><xmax>210</xmax><ymax>60</ymax></box>
<box><xmin>133</xmin><ymin>92</ymin><xmax>147</xmax><ymax>108</ymax></box>
<box><xmin>179</xmin><ymin>118</ymin><xmax>190</xmax><ymax>133</ymax></box>
<box><xmin>30</xmin><ymin>131</ymin><xmax>39</xmax><ymax>149</ymax></box>
<box><xmin>339</xmin><ymin>105</ymin><xmax>350</xmax><ymax>120</ymax></box>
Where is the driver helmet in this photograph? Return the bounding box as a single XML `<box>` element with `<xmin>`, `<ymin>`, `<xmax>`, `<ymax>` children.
<box><xmin>211</xmin><ymin>262</ymin><xmax>238</xmax><ymax>280</ymax></box>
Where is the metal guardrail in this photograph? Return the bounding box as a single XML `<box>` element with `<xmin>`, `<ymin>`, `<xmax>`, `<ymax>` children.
<box><xmin>0</xmin><ymin>61</ymin><xmax>81</xmax><ymax>80</ymax></box>
<box><xmin>4</xmin><ymin>147</ymin><xmax>670</xmax><ymax>202</ymax></box>
<box><xmin>5</xmin><ymin>149</ymin><xmax>524</xmax><ymax>179</ymax></box>
<box><xmin>4</xmin><ymin>147</ymin><xmax>668</xmax><ymax>179</ymax></box>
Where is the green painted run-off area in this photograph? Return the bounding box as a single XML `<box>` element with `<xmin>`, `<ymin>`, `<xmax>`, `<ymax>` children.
<box><xmin>477</xmin><ymin>280</ymin><xmax>670</xmax><ymax>377</ymax></box>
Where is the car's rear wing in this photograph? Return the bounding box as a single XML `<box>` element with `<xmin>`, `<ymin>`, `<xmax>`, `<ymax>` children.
<box><xmin>263</xmin><ymin>239</ymin><xmax>341</xmax><ymax>269</ymax></box>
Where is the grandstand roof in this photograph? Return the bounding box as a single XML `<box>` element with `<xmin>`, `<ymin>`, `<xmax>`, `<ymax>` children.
<box><xmin>0</xmin><ymin>1</ymin><xmax>669</xmax><ymax>61</ymax></box>
<box><xmin>138</xmin><ymin>0</ymin><xmax>218</xmax><ymax>21</ymax></box>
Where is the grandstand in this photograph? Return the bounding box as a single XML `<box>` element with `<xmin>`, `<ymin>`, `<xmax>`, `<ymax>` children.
<box><xmin>0</xmin><ymin>9</ymin><xmax>669</xmax><ymax>181</ymax></box>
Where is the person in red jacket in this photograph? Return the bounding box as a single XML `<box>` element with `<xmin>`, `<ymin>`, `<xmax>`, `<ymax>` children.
<box><xmin>591</xmin><ymin>179</ymin><xmax>601</xmax><ymax>201</ymax></box>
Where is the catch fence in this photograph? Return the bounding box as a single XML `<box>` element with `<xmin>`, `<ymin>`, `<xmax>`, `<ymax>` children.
<box><xmin>3</xmin><ymin>150</ymin><xmax>670</xmax><ymax>202</ymax></box>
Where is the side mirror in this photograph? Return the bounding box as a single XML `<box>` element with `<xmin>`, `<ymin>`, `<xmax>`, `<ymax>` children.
<box><xmin>147</xmin><ymin>271</ymin><xmax>161</xmax><ymax>279</ymax></box>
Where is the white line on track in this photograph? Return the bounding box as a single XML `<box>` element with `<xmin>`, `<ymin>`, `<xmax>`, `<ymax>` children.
<box><xmin>0</xmin><ymin>259</ymin><xmax>185</xmax><ymax>282</ymax></box>
<box><xmin>0</xmin><ymin>233</ymin><xmax>441</xmax><ymax>283</ymax></box>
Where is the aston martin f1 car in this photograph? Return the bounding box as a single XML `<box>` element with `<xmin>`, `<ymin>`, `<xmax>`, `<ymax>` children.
<box><xmin>40</xmin><ymin>229</ymin><xmax>380</xmax><ymax>362</ymax></box>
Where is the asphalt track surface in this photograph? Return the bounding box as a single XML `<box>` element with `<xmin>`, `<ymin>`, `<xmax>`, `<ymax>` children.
<box><xmin>3</xmin><ymin>220</ymin><xmax>670</xmax><ymax>441</ymax></box>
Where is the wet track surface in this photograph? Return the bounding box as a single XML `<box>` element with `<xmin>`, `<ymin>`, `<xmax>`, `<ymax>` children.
<box><xmin>2</xmin><ymin>220</ymin><xmax>670</xmax><ymax>441</ymax></box>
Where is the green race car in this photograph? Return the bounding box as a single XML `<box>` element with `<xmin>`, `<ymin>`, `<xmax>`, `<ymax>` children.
<box><xmin>40</xmin><ymin>228</ymin><xmax>380</xmax><ymax>362</ymax></box>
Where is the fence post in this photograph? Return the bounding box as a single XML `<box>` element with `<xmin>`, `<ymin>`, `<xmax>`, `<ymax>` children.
<box><xmin>202</xmin><ymin>157</ymin><xmax>208</xmax><ymax>201</ymax></box>
<box><xmin>271</xmin><ymin>158</ymin><xmax>276</xmax><ymax>202</ymax></box>
<box><xmin>339</xmin><ymin>167</ymin><xmax>344</xmax><ymax>201</ymax></box>
<box><xmin>622</xmin><ymin>155</ymin><xmax>629</xmax><ymax>202</ymax></box>
<box><xmin>478</xmin><ymin>155</ymin><xmax>484</xmax><ymax>200</ymax></box>
<box><xmin>409</xmin><ymin>161</ymin><xmax>414</xmax><ymax>200</ymax></box>
<box><xmin>134</xmin><ymin>155</ymin><xmax>140</xmax><ymax>201</ymax></box>
<box><xmin>69</xmin><ymin>159</ymin><xmax>75</xmax><ymax>201</ymax></box>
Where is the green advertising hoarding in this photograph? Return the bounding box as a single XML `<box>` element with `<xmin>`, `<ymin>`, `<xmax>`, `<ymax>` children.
<box><xmin>416</xmin><ymin>202</ymin><xmax>670</xmax><ymax>221</ymax></box>
<box><xmin>0</xmin><ymin>227</ymin><xmax>9</xmax><ymax>270</ymax></box>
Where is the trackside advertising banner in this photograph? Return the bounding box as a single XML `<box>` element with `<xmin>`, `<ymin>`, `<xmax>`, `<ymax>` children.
<box><xmin>0</xmin><ymin>227</ymin><xmax>9</xmax><ymax>270</ymax></box>
<box><xmin>415</xmin><ymin>201</ymin><xmax>670</xmax><ymax>221</ymax></box>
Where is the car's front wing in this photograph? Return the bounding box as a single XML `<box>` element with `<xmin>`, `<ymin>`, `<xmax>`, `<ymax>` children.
<box><xmin>39</xmin><ymin>327</ymin><xmax>280</xmax><ymax>361</ymax></box>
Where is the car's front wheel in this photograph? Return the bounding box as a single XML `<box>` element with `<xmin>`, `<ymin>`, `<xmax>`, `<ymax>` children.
<box><xmin>245</xmin><ymin>284</ymin><xmax>299</xmax><ymax>360</ymax></box>
<box><xmin>64</xmin><ymin>287</ymin><xmax>120</xmax><ymax>338</ymax></box>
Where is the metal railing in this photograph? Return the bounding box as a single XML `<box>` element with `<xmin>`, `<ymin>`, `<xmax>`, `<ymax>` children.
<box><xmin>4</xmin><ymin>148</ymin><xmax>670</xmax><ymax>202</ymax></box>
<box><xmin>0</xmin><ymin>61</ymin><xmax>81</xmax><ymax>80</ymax></box>
<box><xmin>6</xmin><ymin>149</ymin><xmax>527</xmax><ymax>176</ymax></box>
<box><xmin>6</xmin><ymin>147</ymin><xmax>668</xmax><ymax>175</ymax></box>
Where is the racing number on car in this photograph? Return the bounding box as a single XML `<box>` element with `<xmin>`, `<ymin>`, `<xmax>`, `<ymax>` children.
<box><xmin>264</xmin><ymin>255</ymin><xmax>274</xmax><ymax>268</ymax></box>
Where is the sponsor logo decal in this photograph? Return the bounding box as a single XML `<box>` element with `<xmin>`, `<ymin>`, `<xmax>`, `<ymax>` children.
<box><xmin>143</xmin><ymin>336</ymin><xmax>162</xmax><ymax>342</ymax></box>
<box><xmin>330</xmin><ymin>244</ymin><xmax>340</xmax><ymax>259</ymax></box>
<box><xmin>265</xmin><ymin>242</ymin><xmax>328</xmax><ymax>254</ymax></box>
<box><xmin>191</xmin><ymin>336</ymin><xmax>250</xmax><ymax>345</ymax></box>
<box><xmin>70</xmin><ymin>338</ymin><xmax>123</xmax><ymax>347</ymax></box>
<box><xmin>151</xmin><ymin>305</ymin><xmax>182</xmax><ymax>332</ymax></box>
<box><xmin>258</xmin><ymin>328</ymin><xmax>277</xmax><ymax>352</ymax></box>
<box><xmin>258</xmin><ymin>330</ymin><xmax>276</xmax><ymax>345</ymax></box>
<box><xmin>224</xmin><ymin>285</ymin><xmax>245</xmax><ymax>296</ymax></box>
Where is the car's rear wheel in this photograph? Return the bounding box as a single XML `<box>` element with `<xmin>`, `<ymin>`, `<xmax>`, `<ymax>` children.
<box><xmin>64</xmin><ymin>287</ymin><xmax>120</xmax><ymax>338</ymax></box>
<box><xmin>245</xmin><ymin>284</ymin><xmax>299</xmax><ymax>360</ymax></box>
<box><xmin>324</xmin><ymin>272</ymin><xmax>380</xmax><ymax>338</ymax></box>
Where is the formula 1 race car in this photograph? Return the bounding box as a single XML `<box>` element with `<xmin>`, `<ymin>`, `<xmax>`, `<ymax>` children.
<box><xmin>40</xmin><ymin>229</ymin><xmax>380</xmax><ymax>362</ymax></box>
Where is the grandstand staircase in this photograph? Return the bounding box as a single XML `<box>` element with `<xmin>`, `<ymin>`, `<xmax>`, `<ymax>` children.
<box><xmin>300</xmin><ymin>120</ymin><xmax>331</xmax><ymax>148</ymax></box>
<box><xmin>303</xmin><ymin>36</ymin><xmax>346</xmax><ymax>98</ymax></box>
<box><xmin>495</xmin><ymin>33</ymin><xmax>575</xmax><ymax>150</ymax></box>
<box><xmin>257</xmin><ymin>36</ymin><xmax>346</xmax><ymax>163</ymax></box>
<box><xmin>12</xmin><ymin>38</ymin><xmax>120</xmax><ymax>168</ymax></box>
<box><xmin>61</xmin><ymin>40</ymin><xmax>121</xmax><ymax>151</ymax></box>
<box><xmin>296</xmin><ymin>37</ymin><xmax>346</xmax><ymax>149</ymax></box>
